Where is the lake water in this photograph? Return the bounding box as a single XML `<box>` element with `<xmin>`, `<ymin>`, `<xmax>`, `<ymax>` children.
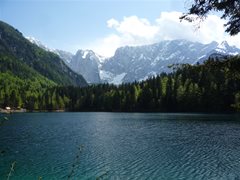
<box><xmin>1</xmin><ymin>113</ymin><xmax>240</xmax><ymax>179</ymax></box>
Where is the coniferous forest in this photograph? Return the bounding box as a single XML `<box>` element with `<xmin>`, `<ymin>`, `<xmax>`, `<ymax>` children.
<box><xmin>1</xmin><ymin>56</ymin><xmax>240</xmax><ymax>112</ymax></box>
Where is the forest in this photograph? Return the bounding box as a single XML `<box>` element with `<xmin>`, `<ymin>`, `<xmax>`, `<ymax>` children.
<box><xmin>1</xmin><ymin>55</ymin><xmax>240</xmax><ymax>113</ymax></box>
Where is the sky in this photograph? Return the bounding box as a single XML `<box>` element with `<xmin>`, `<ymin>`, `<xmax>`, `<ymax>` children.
<box><xmin>0</xmin><ymin>0</ymin><xmax>240</xmax><ymax>57</ymax></box>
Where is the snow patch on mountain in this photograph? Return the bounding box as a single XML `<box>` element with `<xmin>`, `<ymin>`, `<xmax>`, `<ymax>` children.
<box><xmin>110</xmin><ymin>73</ymin><xmax>127</xmax><ymax>85</ymax></box>
<box><xmin>82</xmin><ymin>51</ymin><xmax>89</xmax><ymax>59</ymax></box>
<box><xmin>99</xmin><ymin>70</ymin><xmax>114</xmax><ymax>82</ymax></box>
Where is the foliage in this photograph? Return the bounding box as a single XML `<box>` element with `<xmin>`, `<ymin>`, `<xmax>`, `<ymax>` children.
<box><xmin>0</xmin><ymin>71</ymin><xmax>56</xmax><ymax>109</ymax></box>
<box><xmin>181</xmin><ymin>0</ymin><xmax>240</xmax><ymax>35</ymax></box>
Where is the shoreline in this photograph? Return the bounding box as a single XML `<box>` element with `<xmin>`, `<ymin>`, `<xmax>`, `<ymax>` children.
<box><xmin>0</xmin><ymin>109</ymin><xmax>238</xmax><ymax>115</ymax></box>
<box><xmin>0</xmin><ymin>108</ymin><xmax>66</xmax><ymax>114</ymax></box>
<box><xmin>0</xmin><ymin>108</ymin><xmax>27</xmax><ymax>114</ymax></box>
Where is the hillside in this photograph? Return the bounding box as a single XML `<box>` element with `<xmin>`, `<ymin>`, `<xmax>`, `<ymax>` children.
<box><xmin>0</xmin><ymin>54</ymin><xmax>56</xmax><ymax>108</ymax></box>
<box><xmin>0</xmin><ymin>21</ymin><xmax>87</xmax><ymax>87</ymax></box>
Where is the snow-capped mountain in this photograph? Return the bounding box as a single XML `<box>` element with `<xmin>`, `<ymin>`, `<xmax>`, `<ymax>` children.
<box><xmin>197</xmin><ymin>41</ymin><xmax>240</xmax><ymax>64</ymax></box>
<box><xmin>26</xmin><ymin>37</ymin><xmax>103</xmax><ymax>83</ymax></box>
<box><xmin>28</xmin><ymin>38</ymin><xmax>240</xmax><ymax>85</ymax></box>
<box><xmin>68</xmin><ymin>50</ymin><xmax>102</xmax><ymax>84</ymax></box>
<box><xmin>101</xmin><ymin>40</ymin><xmax>240</xmax><ymax>83</ymax></box>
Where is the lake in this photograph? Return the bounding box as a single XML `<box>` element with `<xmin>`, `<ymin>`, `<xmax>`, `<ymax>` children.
<box><xmin>1</xmin><ymin>113</ymin><xmax>240</xmax><ymax>179</ymax></box>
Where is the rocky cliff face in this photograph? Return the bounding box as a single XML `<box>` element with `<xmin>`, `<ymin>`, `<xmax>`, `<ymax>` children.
<box><xmin>69</xmin><ymin>50</ymin><xmax>101</xmax><ymax>84</ymax></box>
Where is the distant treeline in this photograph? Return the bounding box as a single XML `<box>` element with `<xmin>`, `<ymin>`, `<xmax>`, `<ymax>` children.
<box><xmin>1</xmin><ymin>56</ymin><xmax>240</xmax><ymax>112</ymax></box>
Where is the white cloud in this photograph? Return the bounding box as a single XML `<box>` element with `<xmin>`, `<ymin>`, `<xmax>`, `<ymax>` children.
<box><xmin>155</xmin><ymin>11</ymin><xmax>228</xmax><ymax>43</ymax></box>
<box><xmin>90</xmin><ymin>11</ymin><xmax>240</xmax><ymax>57</ymax></box>
<box><xmin>107</xmin><ymin>18</ymin><xmax>119</xmax><ymax>28</ymax></box>
<box><xmin>111</xmin><ymin>16</ymin><xmax>159</xmax><ymax>38</ymax></box>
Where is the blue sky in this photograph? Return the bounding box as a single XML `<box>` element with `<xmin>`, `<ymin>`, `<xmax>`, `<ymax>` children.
<box><xmin>0</xmin><ymin>0</ymin><xmax>239</xmax><ymax>56</ymax></box>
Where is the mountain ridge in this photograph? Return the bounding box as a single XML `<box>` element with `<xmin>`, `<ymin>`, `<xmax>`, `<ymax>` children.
<box><xmin>28</xmin><ymin>35</ymin><xmax>240</xmax><ymax>85</ymax></box>
<box><xmin>68</xmin><ymin>40</ymin><xmax>240</xmax><ymax>84</ymax></box>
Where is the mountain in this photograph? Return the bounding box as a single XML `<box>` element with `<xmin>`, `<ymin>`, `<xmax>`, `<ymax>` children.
<box><xmin>197</xmin><ymin>41</ymin><xmax>240</xmax><ymax>64</ymax></box>
<box><xmin>101</xmin><ymin>40</ymin><xmax>240</xmax><ymax>84</ymax></box>
<box><xmin>68</xmin><ymin>50</ymin><xmax>103</xmax><ymax>84</ymax></box>
<box><xmin>29</xmin><ymin>36</ymin><xmax>240</xmax><ymax>85</ymax></box>
<box><xmin>27</xmin><ymin>37</ymin><xmax>102</xmax><ymax>84</ymax></box>
<box><xmin>0</xmin><ymin>21</ymin><xmax>87</xmax><ymax>87</ymax></box>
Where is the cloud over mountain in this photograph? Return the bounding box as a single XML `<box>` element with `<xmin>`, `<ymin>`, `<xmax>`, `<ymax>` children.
<box><xmin>91</xmin><ymin>11</ymin><xmax>240</xmax><ymax>57</ymax></box>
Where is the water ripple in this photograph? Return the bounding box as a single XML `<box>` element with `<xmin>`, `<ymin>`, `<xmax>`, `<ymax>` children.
<box><xmin>1</xmin><ymin>113</ymin><xmax>240</xmax><ymax>179</ymax></box>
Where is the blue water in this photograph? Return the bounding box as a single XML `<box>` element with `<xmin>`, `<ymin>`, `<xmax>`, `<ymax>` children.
<box><xmin>1</xmin><ymin>113</ymin><xmax>240</xmax><ymax>179</ymax></box>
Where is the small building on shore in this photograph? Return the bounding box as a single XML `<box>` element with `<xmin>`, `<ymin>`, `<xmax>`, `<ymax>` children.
<box><xmin>5</xmin><ymin>107</ymin><xmax>11</xmax><ymax>111</ymax></box>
